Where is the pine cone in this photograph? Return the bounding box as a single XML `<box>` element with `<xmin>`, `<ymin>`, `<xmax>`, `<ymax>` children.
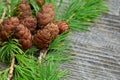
<box><xmin>56</xmin><ymin>20</ymin><xmax>69</xmax><ymax>33</ymax></box>
<box><xmin>15</xmin><ymin>24</ymin><xmax>32</xmax><ymax>50</ymax></box>
<box><xmin>0</xmin><ymin>17</ymin><xmax>19</xmax><ymax>40</ymax></box>
<box><xmin>36</xmin><ymin>3</ymin><xmax>55</xmax><ymax>27</ymax></box>
<box><xmin>16</xmin><ymin>1</ymin><xmax>32</xmax><ymax>20</ymax></box>
<box><xmin>20</xmin><ymin>16</ymin><xmax>37</xmax><ymax>34</ymax></box>
<box><xmin>44</xmin><ymin>23</ymin><xmax>59</xmax><ymax>37</ymax></box>
<box><xmin>33</xmin><ymin>23</ymin><xmax>59</xmax><ymax>49</ymax></box>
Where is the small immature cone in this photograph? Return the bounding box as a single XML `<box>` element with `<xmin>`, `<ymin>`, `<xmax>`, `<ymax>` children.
<box><xmin>44</xmin><ymin>23</ymin><xmax>59</xmax><ymax>38</ymax></box>
<box><xmin>16</xmin><ymin>1</ymin><xmax>32</xmax><ymax>20</ymax></box>
<box><xmin>33</xmin><ymin>29</ymin><xmax>51</xmax><ymax>49</ymax></box>
<box><xmin>36</xmin><ymin>3</ymin><xmax>55</xmax><ymax>27</ymax></box>
<box><xmin>20</xmin><ymin>16</ymin><xmax>37</xmax><ymax>34</ymax></box>
<box><xmin>15</xmin><ymin>24</ymin><xmax>32</xmax><ymax>50</ymax></box>
<box><xmin>56</xmin><ymin>20</ymin><xmax>69</xmax><ymax>33</ymax></box>
<box><xmin>33</xmin><ymin>23</ymin><xmax>59</xmax><ymax>49</ymax></box>
<box><xmin>0</xmin><ymin>17</ymin><xmax>19</xmax><ymax>40</ymax></box>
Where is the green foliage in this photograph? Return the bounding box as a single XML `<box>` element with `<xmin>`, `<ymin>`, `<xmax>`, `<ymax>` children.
<box><xmin>13</xmin><ymin>54</ymin><xmax>68</xmax><ymax>80</ymax></box>
<box><xmin>37</xmin><ymin>31</ymin><xmax>71</xmax><ymax>80</ymax></box>
<box><xmin>0</xmin><ymin>0</ymin><xmax>7</xmax><ymax>18</ymax></box>
<box><xmin>0</xmin><ymin>39</ymin><xmax>24</xmax><ymax>62</ymax></box>
<box><xmin>37</xmin><ymin>60</ymin><xmax>68</xmax><ymax>80</ymax></box>
<box><xmin>48</xmin><ymin>31</ymin><xmax>71</xmax><ymax>62</ymax></box>
<box><xmin>14</xmin><ymin>65</ymin><xmax>36</xmax><ymax>80</ymax></box>
<box><xmin>44</xmin><ymin>0</ymin><xmax>65</xmax><ymax>21</ymax></box>
<box><xmin>13</xmin><ymin>31</ymin><xmax>70</xmax><ymax>80</ymax></box>
<box><xmin>0</xmin><ymin>0</ymin><xmax>21</xmax><ymax>18</ymax></box>
<box><xmin>25</xmin><ymin>46</ymin><xmax>38</xmax><ymax>55</ymax></box>
<box><xmin>14</xmin><ymin>54</ymin><xmax>38</xmax><ymax>80</ymax></box>
<box><xmin>45</xmin><ymin>0</ymin><xmax>56</xmax><ymax>4</ymax></box>
<box><xmin>9</xmin><ymin>0</ymin><xmax>21</xmax><ymax>16</ymax></box>
<box><xmin>67</xmin><ymin>0</ymin><xmax>108</xmax><ymax>31</ymax></box>
<box><xmin>0</xmin><ymin>33</ymin><xmax>70</xmax><ymax>80</ymax></box>
<box><xmin>29</xmin><ymin>0</ymin><xmax>40</xmax><ymax>15</ymax></box>
<box><xmin>0</xmin><ymin>68</ymin><xmax>9</xmax><ymax>80</ymax></box>
<box><xmin>54</xmin><ymin>0</ymin><xmax>108</xmax><ymax>31</ymax></box>
<box><xmin>68</xmin><ymin>19</ymin><xmax>90</xmax><ymax>31</ymax></box>
<box><xmin>49</xmin><ymin>31</ymin><xmax>70</xmax><ymax>50</ymax></box>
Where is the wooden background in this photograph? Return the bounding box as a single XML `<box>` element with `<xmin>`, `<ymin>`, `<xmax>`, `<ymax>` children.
<box><xmin>62</xmin><ymin>0</ymin><xmax>120</xmax><ymax>80</ymax></box>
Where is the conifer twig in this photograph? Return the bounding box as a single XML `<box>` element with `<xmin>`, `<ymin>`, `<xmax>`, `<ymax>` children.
<box><xmin>7</xmin><ymin>56</ymin><xmax>15</xmax><ymax>80</ymax></box>
<box><xmin>38</xmin><ymin>49</ymin><xmax>48</xmax><ymax>63</ymax></box>
<box><xmin>0</xmin><ymin>8</ymin><xmax>6</xmax><ymax>24</ymax></box>
<box><xmin>6</xmin><ymin>0</ymin><xmax>11</xmax><ymax>17</ymax></box>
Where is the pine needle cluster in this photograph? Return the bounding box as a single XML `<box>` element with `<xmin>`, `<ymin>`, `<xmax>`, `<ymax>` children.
<box><xmin>0</xmin><ymin>0</ymin><xmax>108</xmax><ymax>80</ymax></box>
<box><xmin>54</xmin><ymin>0</ymin><xmax>108</xmax><ymax>31</ymax></box>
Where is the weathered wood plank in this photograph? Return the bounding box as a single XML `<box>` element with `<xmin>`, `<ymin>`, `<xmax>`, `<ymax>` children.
<box><xmin>62</xmin><ymin>0</ymin><xmax>120</xmax><ymax>80</ymax></box>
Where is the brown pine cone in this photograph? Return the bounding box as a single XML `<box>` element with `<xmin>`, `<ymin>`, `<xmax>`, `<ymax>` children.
<box><xmin>15</xmin><ymin>24</ymin><xmax>32</xmax><ymax>50</ymax></box>
<box><xmin>0</xmin><ymin>17</ymin><xmax>19</xmax><ymax>40</ymax></box>
<box><xmin>20</xmin><ymin>16</ymin><xmax>37</xmax><ymax>34</ymax></box>
<box><xmin>33</xmin><ymin>23</ymin><xmax>59</xmax><ymax>49</ymax></box>
<box><xmin>56</xmin><ymin>20</ymin><xmax>69</xmax><ymax>33</ymax></box>
<box><xmin>36</xmin><ymin>3</ymin><xmax>55</xmax><ymax>27</ymax></box>
<box><xmin>16</xmin><ymin>1</ymin><xmax>32</xmax><ymax>20</ymax></box>
<box><xmin>44</xmin><ymin>23</ymin><xmax>59</xmax><ymax>38</ymax></box>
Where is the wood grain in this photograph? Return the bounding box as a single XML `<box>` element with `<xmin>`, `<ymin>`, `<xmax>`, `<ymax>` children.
<box><xmin>62</xmin><ymin>0</ymin><xmax>120</xmax><ymax>80</ymax></box>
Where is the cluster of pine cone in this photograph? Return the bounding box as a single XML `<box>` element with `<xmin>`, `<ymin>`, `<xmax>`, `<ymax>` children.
<box><xmin>0</xmin><ymin>1</ymin><xmax>69</xmax><ymax>50</ymax></box>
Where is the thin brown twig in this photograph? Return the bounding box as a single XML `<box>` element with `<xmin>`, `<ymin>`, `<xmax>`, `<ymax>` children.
<box><xmin>6</xmin><ymin>0</ymin><xmax>10</xmax><ymax>4</ymax></box>
<box><xmin>6</xmin><ymin>0</ymin><xmax>11</xmax><ymax>17</ymax></box>
<box><xmin>1</xmin><ymin>8</ymin><xmax>6</xmax><ymax>21</ymax></box>
<box><xmin>43</xmin><ymin>49</ymin><xmax>48</xmax><ymax>58</ymax></box>
<box><xmin>38</xmin><ymin>49</ymin><xmax>48</xmax><ymax>64</ymax></box>
<box><xmin>7</xmin><ymin>56</ymin><xmax>15</xmax><ymax>80</ymax></box>
<box><xmin>0</xmin><ymin>8</ymin><xmax>6</xmax><ymax>24</ymax></box>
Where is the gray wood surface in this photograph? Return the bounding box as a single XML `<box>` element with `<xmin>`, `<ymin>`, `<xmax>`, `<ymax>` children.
<box><xmin>62</xmin><ymin>0</ymin><xmax>120</xmax><ymax>80</ymax></box>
